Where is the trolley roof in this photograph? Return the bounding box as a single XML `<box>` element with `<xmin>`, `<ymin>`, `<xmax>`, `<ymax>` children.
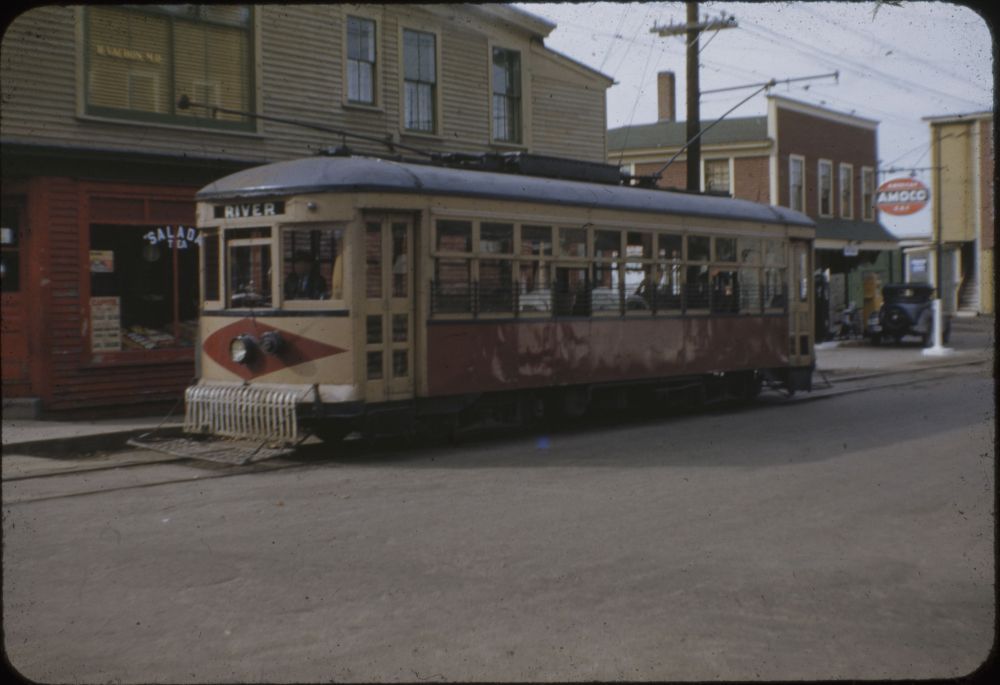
<box><xmin>197</xmin><ymin>155</ymin><xmax>815</xmax><ymax>229</ymax></box>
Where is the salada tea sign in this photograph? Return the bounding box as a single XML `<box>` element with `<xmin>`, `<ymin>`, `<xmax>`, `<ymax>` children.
<box><xmin>876</xmin><ymin>177</ymin><xmax>929</xmax><ymax>216</ymax></box>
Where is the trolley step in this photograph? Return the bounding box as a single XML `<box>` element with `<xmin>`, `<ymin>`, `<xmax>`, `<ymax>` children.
<box><xmin>126</xmin><ymin>435</ymin><xmax>296</xmax><ymax>466</ymax></box>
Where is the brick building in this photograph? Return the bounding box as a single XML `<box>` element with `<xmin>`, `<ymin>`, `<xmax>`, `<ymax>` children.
<box><xmin>0</xmin><ymin>4</ymin><xmax>612</xmax><ymax>416</ymax></box>
<box><xmin>609</xmin><ymin>72</ymin><xmax>899</xmax><ymax>336</ymax></box>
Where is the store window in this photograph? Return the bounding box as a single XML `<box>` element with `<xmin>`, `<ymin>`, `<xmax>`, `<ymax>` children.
<box><xmin>403</xmin><ymin>29</ymin><xmax>436</xmax><ymax>132</ymax></box>
<box><xmin>281</xmin><ymin>225</ymin><xmax>344</xmax><ymax>303</ymax></box>
<box><xmin>89</xmin><ymin>223</ymin><xmax>200</xmax><ymax>351</ymax></box>
<box><xmin>85</xmin><ymin>5</ymin><xmax>253</xmax><ymax>130</ymax></box>
<box><xmin>346</xmin><ymin>16</ymin><xmax>376</xmax><ymax>105</ymax></box>
<box><xmin>1</xmin><ymin>206</ymin><xmax>20</xmax><ymax>293</ymax></box>
<box><xmin>492</xmin><ymin>47</ymin><xmax>522</xmax><ymax>143</ymax></box>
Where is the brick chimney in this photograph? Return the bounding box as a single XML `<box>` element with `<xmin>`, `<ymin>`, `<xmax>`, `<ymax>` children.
<box><xmin>657</xmin><ymin>71</ymin><xmax>676</xmax><ymax>122</ymax></box>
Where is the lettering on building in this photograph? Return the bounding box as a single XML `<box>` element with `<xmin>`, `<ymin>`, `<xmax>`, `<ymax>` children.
<box><xmin>876</xmin><ymin>178</ymin><xmax>929</xmax><ymax>216</ymax></box>
<box><xmin>95</xmin><ymin>44</ymin><xmax>164</xmax><ymax>64</ymax></box>
<box><xmin>144</xmin><ymin>226</ymin><xmax>201</xmax><ymax>249</ymax></box>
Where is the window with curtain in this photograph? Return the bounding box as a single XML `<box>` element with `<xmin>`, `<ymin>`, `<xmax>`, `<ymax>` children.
<box><xmin>403</xmin><ymin>29</ymin><xmax>436</xmax><ymax>132</ymax></box>
<box><xmin>862</xmin><ymin>167</ymin><xmax>875</xmax><ymax>221</ymax></box>
<box><xmin>789</xmin><ymin>157</ymin><xmax>805</xmax><ymax>212</ymax></box>
<box><xmin>346</xmin><ymin>16</ymin><xmax>376</xmax><ymax>105</ymax></box>
<box><xmin>818</xmin><ymin>160</ymin><xmax>833</xmax><ymax>217</ymax></box>
<box><xmin>704</xmin><ymin>159</ymin><xmax>730</xmax><ymax>194</ymax></box>
<box><xmin>492</xmin><ymin>47</ymin><xmax>521</xmax><ymax>143</ymax></box>
<box><xmin>85</xmin><ymin>5</ymin><xmax>253</xmax><ymax>130</ymax></box>
<box><xmin>839</xmin><ymin>163</ymin><xmax>854</xmax><ymax>219</ymax></box>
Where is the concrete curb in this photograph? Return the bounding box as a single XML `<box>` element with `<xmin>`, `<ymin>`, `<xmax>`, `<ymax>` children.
<box><xmin>2</xmin><ymin>425</ymin><xmax>185</xmax><ymax>457</ymax></box>
<box><xmin>818</xmin><ymin>355</ymin><xmax>990</xmax><ymax>384</ymax></box>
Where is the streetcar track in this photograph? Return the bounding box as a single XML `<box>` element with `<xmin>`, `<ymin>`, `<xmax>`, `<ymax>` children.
<box><xmin>2</xmin><ymin>458</ymin><xmax>308</xmax><ymax>505</ymax></box>
<box><xmin>2</xmin><ymin>456</ymin><xmax>190</xmax><ymax>482</ymax></box>
<box><xmin>2</xmin><ymin>361</ymin><xmax>988</xmax><ymax>505</ymax></box>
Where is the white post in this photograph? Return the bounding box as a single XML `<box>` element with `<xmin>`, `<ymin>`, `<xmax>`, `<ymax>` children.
<box><xmin>922</xmin><ymin>299</ymin><xmax>951</xmax><ymax>356</ymax></box>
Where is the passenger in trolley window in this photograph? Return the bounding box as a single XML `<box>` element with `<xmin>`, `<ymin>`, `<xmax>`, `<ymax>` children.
<box><xmin>284</xmin><ymin>250</ymin><xmax>327</xmax><ymax>300</ymax></box>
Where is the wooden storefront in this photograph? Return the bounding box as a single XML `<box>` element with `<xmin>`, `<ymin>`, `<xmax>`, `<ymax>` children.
<box><xmin>1</xmin><ymin>170</ymin><xmax>211</xmax><ymax>415</ymax></box>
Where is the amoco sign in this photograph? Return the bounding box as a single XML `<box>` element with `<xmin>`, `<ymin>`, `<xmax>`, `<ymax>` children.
<box><xmin>876</xmin><ymin>177</ymin><xmax>929</xmax><ymax>216</ymax></box>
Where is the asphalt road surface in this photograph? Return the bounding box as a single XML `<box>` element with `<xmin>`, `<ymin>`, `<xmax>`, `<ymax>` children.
<box><xmin>3</xmin><ymin>364</ymin><xmax>994</xmax><ymax>682</ymax></box>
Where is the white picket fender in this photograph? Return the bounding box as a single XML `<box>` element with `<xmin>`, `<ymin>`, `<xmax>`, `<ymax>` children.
<box><xmin>185</xmin><ymin>384</ymin><xmax>301</xmax><ymax>444</ymax></box>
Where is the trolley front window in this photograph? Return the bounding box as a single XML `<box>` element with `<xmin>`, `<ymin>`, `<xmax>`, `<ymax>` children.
<box><xmin>227</xmin><ymin>228</ymin><xmax>272</xmax><ymax>308</ymax></box>
<box><xmin>281</xmin><ymin>224</ymin><xmax>345</xmax><ymax>304</ymax></box>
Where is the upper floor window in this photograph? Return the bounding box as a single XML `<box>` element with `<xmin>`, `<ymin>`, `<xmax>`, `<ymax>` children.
<box><xmin>84</xmin><ymin>5</ymin><xmax>253</xmax><ymax>130</ymax></box>
<box><xmin>403</xmin><ymin>29</ymin><xmax>436</xmax><ymax>132</ymax></box>
<box><xmin>704</xmin><ymin>159</ymin><xmax>730</xmax><ymax>194</ymax></box>
<box><xmin>861</xmin><ymin>167</ymin><xmax>875</xmax><ymax>221</ymax></box>
<box><xmin>346</xmin><ymin>16</ymin><xmax>376</xmax><ymax>105</ymax></box>
<box><xmin>789</xmin><ymin>155</ymin><xmax>805</xmax><ymax>212</ymax></box>
<box><xmin>839</xmin><ymin>163</ymin><xmax>854</xmax><ymax>219</ymax></box>
<box><xmin>492</xmin><ymin>47</ymin><xmax>522</xmax><ymax>143</ymax></box>
<box><xmin>818</xmin><ymin>160</ymin><xmax>833</xmax><ymax>217</ymax></box>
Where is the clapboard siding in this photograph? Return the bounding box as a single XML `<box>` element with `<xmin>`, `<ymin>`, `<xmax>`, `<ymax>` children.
<box><xmin>3</xmin><ymin>5</ymin><xmax>608</xmax><ymax>163</ymax></box>
<box><xmin>3</xmin><ymin>5</ymin><xmax>610</xmax><ymax>412</ymax></box>
<box><xmin>531</xmin><ymin>75</ymin><xmax>607</xmax><ymax>162</ymax></box>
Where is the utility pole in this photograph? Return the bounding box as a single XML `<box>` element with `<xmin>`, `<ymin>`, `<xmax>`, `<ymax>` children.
<box><xmin>651</xmin><ymin>2</ymin><xmax>737</xmax><ymax>192</ymax></box>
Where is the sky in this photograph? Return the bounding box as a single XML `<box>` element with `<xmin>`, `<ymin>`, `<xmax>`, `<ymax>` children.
<box><xmin>515</xmin><ymin>1</ymin><xmax>994</xmax><ymax>238</ymax></box>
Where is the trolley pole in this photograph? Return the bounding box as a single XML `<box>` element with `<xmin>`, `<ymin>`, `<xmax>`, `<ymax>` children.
<box><xmin>651</xmin><ymin>2</ymin><xmax>737</xmax><ymax>192</ymax></box>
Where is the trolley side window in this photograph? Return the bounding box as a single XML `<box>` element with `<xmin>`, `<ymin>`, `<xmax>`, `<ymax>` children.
<box><xmin>432</xmin><ymin>220</ymin><xmax>473</xmax><ymax>314</ymax></box>
<box><xmin>518</xmin><ymin>225</ymin><xmax>552</xmax><ymax>313</ymax></box>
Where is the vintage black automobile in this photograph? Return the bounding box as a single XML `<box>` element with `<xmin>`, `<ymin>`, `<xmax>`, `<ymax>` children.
<box><xmin>866</xmin><ymin>283</ymin><xmax>951</xmax><ymax>346</ymax></box>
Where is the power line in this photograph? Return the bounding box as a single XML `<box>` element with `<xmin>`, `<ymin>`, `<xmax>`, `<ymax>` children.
<box><xmin>598</xmin><ymin>5</ymin><xmax>632</xmax><ymax>71</ymax></box>
<box><xmin>739</xmin><ymin>21</ymin><xmax>987</xmax><ymax>109</ymax></box>
<box><xmin>794</xmin><ymin>2</ymin><xmax>992</xmax><ymax>94</ymax></box>
<box><xmin>617</xmin><ymin>28</ymin><xmax>671</xmax><ymax>164</ymax></box>
<box><xmin>652</xmin><ymin>79</ymin><xmax>774</xmax><ymax>179</ymax></box>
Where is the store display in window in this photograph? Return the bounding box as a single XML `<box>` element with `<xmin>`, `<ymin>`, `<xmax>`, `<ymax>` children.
<box><xmin>89</xmin><ymin>224</ymin><xmax>200</xmax><ymax>353</ymax></box>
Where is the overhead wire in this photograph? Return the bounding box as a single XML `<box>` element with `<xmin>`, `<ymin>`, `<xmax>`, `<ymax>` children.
<box><xmin>739</xmin><ymin>20</ymin><xmax>987</xmax><ymax>109</ymax></box>
<box><xmin>794</xmin><ymin>2</ymin><xmax>992</xmax><ymax>94</ymax></box>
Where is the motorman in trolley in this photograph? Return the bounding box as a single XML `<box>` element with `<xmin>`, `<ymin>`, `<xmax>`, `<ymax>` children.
<box><xmin>284</xmin><ymin>250</ymin><xmax>327</xmax><ymax>300</ymax></box>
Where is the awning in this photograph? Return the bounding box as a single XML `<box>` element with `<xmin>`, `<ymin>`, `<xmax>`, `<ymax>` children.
<box><xmin>814</xmin><ymin>218</ymin><xmax>898</xmax><ymax>251</ymax></box>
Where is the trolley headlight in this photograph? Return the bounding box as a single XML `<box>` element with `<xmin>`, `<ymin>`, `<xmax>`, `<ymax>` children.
<box><xmin>259</xmin><ymin>330</ymin><xmax>285</xmax><ymax>355</ymax></box>
<box><xmin>229</xmin><ymin>334</ymin><xmax>258</xmax><ymax>364</ymax></box>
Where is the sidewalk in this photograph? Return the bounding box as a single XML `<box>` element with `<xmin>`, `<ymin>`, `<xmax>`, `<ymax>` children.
<box><xmin>3</xmin><ymin>330</ymin><xmax>992</xmax><ymax>456</ymax></box>
<box><xmin>814</xmin><ymin>340</ymin><xmax>990</xmax><ymax>382</ymax></box>
<box><xmin>2</xmin><ymin>416</ymin><xmax>183</xmax><ymax>456</ymax></box>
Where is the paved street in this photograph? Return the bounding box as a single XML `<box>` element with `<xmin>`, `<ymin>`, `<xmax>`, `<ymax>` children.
<box><xmin>3</xmin><ymin>360</ymin><xmax>995</xmax><ymax>682</ymax></box>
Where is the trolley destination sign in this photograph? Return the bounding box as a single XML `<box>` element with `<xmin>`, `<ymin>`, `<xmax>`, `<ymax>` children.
<box><xmin>875</xmin><ymin>177</ymin><xmax>930</xmax><ymax>216</ymax></box>
<box><xmin>214</xmin><ymin>201</ymin><xmax>286</xmax><ymax>219</ymax></box>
